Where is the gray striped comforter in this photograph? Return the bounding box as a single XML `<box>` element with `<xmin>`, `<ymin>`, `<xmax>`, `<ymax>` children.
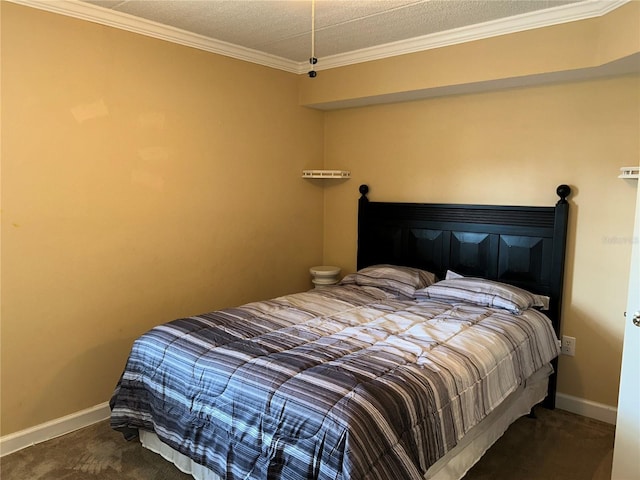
<box><xmin>110</xmin><ymin>284</ymin><xmax>559</xmax><ymax>480</ymax></box>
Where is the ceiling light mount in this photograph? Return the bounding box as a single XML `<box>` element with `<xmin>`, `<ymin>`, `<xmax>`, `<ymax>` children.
<box><xmin>308</xmin><ymin>57</ymin><xmax>317</xmax><ymax>78</ymax></box>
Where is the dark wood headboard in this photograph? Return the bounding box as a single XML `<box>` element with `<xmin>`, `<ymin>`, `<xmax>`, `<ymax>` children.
<box><xmin>356</xmin><ymin>184</ymin><xmax>571</xmax><ymax>408</ymax></box>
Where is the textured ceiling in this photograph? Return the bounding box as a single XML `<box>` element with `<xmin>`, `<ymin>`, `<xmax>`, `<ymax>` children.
<box><xmin>80</xmin><ymin>0</ymin><xmax>585</xmax><ymax>64</ymax></box>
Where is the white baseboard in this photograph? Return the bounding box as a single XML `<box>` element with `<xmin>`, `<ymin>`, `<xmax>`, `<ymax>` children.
<box><xmin>0</xmin><ymin>402</ymin><xmax>111</xmax><ymax>457</ymax></box>
<box><xmin>556</xmin><ymin>392</ymin><xmax>618</xmax><ymax>425</ymax></box>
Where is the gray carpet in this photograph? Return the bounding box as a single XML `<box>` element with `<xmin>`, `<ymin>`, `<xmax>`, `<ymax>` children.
<box><xmin>1</xmin><ymin>408</ymin><xmax>614</xmax><ymax>480</ymax></box>
<box><xmin>464</xmin><ymin>408</ymin><xmax>614</xmax><ymax>480</ymax></box>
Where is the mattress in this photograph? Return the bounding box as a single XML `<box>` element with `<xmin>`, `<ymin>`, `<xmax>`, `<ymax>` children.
<box><xmin>110</xmin><ymin>283</ymin><xmax>560</xmax><ymax>480</ymax></box>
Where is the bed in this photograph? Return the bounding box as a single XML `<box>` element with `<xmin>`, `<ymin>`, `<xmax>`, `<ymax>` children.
<box><xmin>110</xmin><ymin>184</ymin><xmax>571</xmax><ymax>480</ymax></box>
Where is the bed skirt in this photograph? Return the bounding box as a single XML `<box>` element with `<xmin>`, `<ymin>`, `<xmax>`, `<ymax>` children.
<box><xmin>138</xmin><ymin>364</ymin><xmax>552</xmax><ymax>480</ymax></box>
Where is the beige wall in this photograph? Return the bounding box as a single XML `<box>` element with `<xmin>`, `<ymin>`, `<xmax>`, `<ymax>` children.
<box><xmin>321</xmin><ymin>74</ymin><xmax>639</xmax><ymax>408</ymax></box>
<box><xmin>0</xmin><ymin>3</ymin><xmax>324</xmax><ymax>435</ymax></box>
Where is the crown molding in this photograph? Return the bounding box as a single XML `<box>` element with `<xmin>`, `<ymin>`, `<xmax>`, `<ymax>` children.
<box><xmin>304</xmin><ymin>0</ymin><xmax>630</xmax><ymax>73</ymax></box>
<box><xmin>6</xmin><ymin>0</ymin><xmax>301</xmax><ymax>73</ymax></box>
<box><xmin>7</xmin><ymin>0</ymin><xmax>630</xmax><ymax>75</ymax></box>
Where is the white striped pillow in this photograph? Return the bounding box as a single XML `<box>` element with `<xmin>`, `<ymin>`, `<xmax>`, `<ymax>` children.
<box><xmin>414</xmin><ymin>277</ymin><xmax>549</xmax><ymax>314</ymax></box>
<box><xmin>340</xmin><ymin>264</ymin><xmax>437</xmax><ymax>298</ymax></box>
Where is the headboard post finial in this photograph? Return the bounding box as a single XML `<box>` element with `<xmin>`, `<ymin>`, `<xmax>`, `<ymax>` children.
<box><xmin>359</xmin><ymin>184</ymin><xmax>369</xmax><ymax>200</ymax></box>
<box><xmin>556</xmin><ymin>184</ymin><xmax>571</xmax><ymax>205</ymax></box>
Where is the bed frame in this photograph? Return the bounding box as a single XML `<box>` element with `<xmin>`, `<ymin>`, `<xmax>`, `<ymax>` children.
<box><xmin>356</xmin><ymin>184</ymin><xmax>571</xmax><ymax>409</ymax></box>
<box><xmin>129</xmin><ymin>184</ymin><xmax>572</xmax><ymax>480</ymax></box>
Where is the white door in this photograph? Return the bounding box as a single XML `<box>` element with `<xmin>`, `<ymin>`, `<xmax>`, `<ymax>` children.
<box><xmin>611</xmin><ymin>185</ymin><xmax>640</xmax><ymax>480</ymax></box>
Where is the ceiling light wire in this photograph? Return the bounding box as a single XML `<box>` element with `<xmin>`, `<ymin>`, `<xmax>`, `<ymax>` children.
<box><xmin>308</xmin><ymin>0</ymin><xmax>317</xmax><ymax>78</ymax></box>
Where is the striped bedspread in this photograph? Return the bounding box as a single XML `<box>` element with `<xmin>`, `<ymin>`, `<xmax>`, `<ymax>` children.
<box><xmin>110</xmin><ymin>284</ymin><xmax>559</xmax><ymax>480</ymax></box>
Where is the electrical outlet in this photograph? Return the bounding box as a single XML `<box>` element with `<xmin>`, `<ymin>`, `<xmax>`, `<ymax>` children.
<box><xmin>561</xmin><ymin>335</ymin><xmax>576</xmax><ymax>356</ymax></box>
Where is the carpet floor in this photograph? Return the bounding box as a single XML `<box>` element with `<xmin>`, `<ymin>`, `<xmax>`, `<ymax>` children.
<box><xmin>1</xmin><ymin>407</ymin><xmax>614</xmax><ymax>480</ymax></box>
